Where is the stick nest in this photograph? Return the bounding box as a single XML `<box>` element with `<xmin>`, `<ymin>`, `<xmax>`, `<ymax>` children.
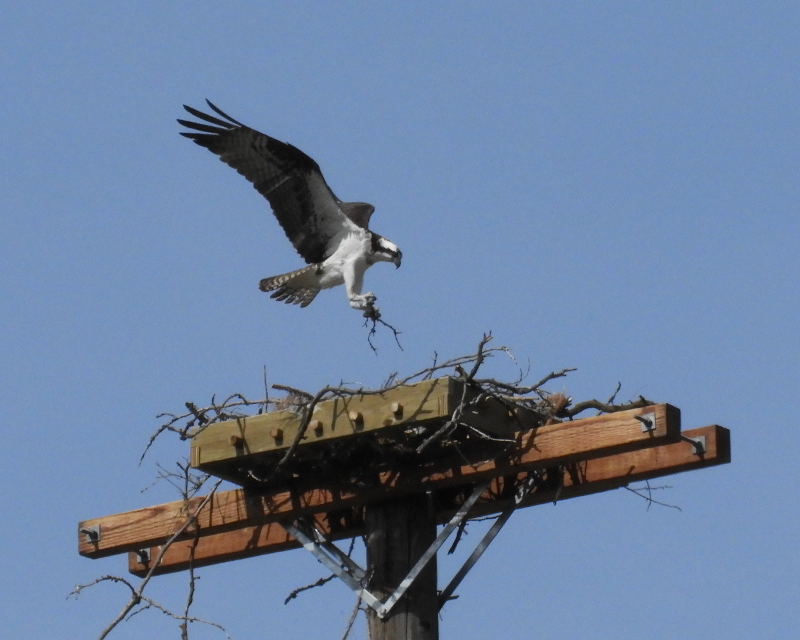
<box><xmin>145</xmin><ymin>334</ymin><xmax>654</xmax><ymax>491</ymax></box>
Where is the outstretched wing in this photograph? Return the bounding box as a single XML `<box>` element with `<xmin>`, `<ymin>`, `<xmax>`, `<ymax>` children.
<box><xmin>178</xmin><ymin>100</ymin><xmax>362</xmax><ymax>264</ymax></box>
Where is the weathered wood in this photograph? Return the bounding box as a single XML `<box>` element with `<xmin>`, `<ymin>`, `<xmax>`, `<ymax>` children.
<box><xmin>128</xmin><ymin>514</ymin><xmax>334</xmax><ymax>577</ymax></box>
<box><xmin>191</xmin><ymin>377</ymin><xmax>451</xmax><ymax>468</ymax></box>
<box><xmin>79</xmin><ymin>488</ymin><xmax>262</xmax><ymax>559</ymax></box>
<box><xmin>190</xmin><ymin>376</ymin><xmax>539</xmax><ymax>481</ymax></box>
<box><xmin>365</xmin><ymin>495</ymin><xmax>439</xmax><ymax>640</ymax></box>
<box><xmin>466</xmin><ymin>423</ymin><xmax>730</xmax><ymax>518</ymax></box>
<box><xmin>81</xmin><ymin>403</ymin><xmax>678</xmax><ymax>558</ymax></box>
<box><xmin>128</xmin><ymin>514</ymin><xmax>365</xmax><ymax>576</ymax></box>
<box><xmin>126</xmin><ymin>425</ymin><xmax>727</xmax><ymax>577</ymax></box>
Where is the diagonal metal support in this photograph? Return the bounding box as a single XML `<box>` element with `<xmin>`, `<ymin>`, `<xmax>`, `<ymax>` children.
<box><xmin>293</xmin><ymin>517</ymin><xmax>365</xmax><ymax>580</ymax></box>
<box><xmin>374</xmin><ymin>480</ymin><xmax>490</xmax><ymax>617</ymax></box>
<box><xmin>280</xmin><ymin>480</ymin><xmax>490</xmax><ymax>619</ymax></box>
<box><xmin>280</xmin><ymin>519</ymin><xmax>382</xmax><ymax>611</ymax></box>
<box><xmin>438</xmin><ymin>471</ymin><xmax>541</xmax><ymax>609</ymax></box>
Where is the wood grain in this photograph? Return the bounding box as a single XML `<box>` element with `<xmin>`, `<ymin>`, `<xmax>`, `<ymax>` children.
<box><xmin>127</xmin><ymin>425</ymin><xmax>727</xmax><ymax>576</ymax></box>
<box><xmin>80</xmin><ymin>403</ymin><xmax>677</xmax><ymax>558</ymax></box>
<box><xmin>190</xmin><ymin>377</ymin><xmax>454</xmax><ymax>468</ymax></box>
<box><xmin>81</xmin><ymin>403</ymin><xmax>679</xmax><ymax>558</ymax></box>
<box><xmin>365</xmin><ymin>495</ymin><xmax>439</xmax><ymax>640</ymax></box>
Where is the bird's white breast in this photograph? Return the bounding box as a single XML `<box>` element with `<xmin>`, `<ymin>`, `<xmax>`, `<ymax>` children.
<box><xmin>317</xmin><ymin>229</ymin><xmax>372</xmax><ymax>289</ymax></box>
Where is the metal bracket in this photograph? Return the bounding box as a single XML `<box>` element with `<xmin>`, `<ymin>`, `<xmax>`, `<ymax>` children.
<box><xmin>135</xmin><ymin>548</ymin><xmax>151</xmax><ymax>564</ymax></box>
<box><xmin>681</xmin><ymin>434</ymin><xmax>706</xmax><ymax>456</ymax></box>
<box><xmin>79</xmin><ymin>526</ymin><xmax>101</xmax><ymax>544</ymax></box>
<box><xmin>281</xmin><ymin>480</ymin><xmax>490</xmax><ymax>619</ymax></box>
<box><xmin>635</xmin><ymin>412</ymin><xmax>657</xmax><ymax>432</ymax></box>
<box><xmin>282</xmin><ymin>519</ymin><xmax>383</xmax><ymax>611</ymax></box>
<box><xmin>437</xmin><ymin>471</ymin><xmax>540</xmax><ymax>609</ymax></box>
<box><xmin>292</xmin><ymin>518</ymin><xmax>365</xmax><ymax>580</ymax></box>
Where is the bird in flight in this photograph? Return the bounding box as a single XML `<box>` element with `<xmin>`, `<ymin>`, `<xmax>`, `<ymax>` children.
<box><xmin>178</xmin><ymin>100</ymin><xmax>401</xmax><ymax>315</ymax></box>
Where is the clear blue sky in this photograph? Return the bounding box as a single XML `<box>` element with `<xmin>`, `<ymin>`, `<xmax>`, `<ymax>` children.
<box><xmin>1</xmin><ymin>3</ymin><xmax>798</xmax><ymax>639</ymax></box>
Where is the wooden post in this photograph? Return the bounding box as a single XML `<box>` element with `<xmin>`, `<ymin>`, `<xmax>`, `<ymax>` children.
<box><xmin>365</xmin><ymin>494</ymin><xmax>439</xmax><ymax>640</ymax></box>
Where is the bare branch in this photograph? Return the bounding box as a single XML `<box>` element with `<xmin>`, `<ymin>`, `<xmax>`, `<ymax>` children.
<box><xmin>466</xmin><ymin>332</ymin><xmax>494</xmax><ymax>380</ymax></box>
<box><xmin>261</xmin><ymin>365</ymin><xmax>269</xmax><ymax>414</ymax></box>
<box><xmin>562</xmin><ymin>395</ymin><xmax>653</xmax><ymax>419</ymax></box>
<box><xmin>284</xmin><ymin>538</ymin><xmax>357</xmax><ymax>604</ymax></box>
<box><xmin>606</xmin><ymin>382</ymin><xmax>622</xmax><ymax>405</ymax></box>
<box><xmin>339</xmin><ymin>599</ymin><xmax>363</xmax><ymax>640</ymax></box>
<box><xmin>73</xmin><ymin>479</ymin><xmax>223</xmax><ymax>640</ymax></box>
<box><xmin>270</xmin><ymin>383</ymin><xmax>314</xmax><ymax>401</ymax></box>
<box><xmin>185</xmin><ymin>402</ymin><xmax>208</xmax><ymax>425</ymax></box>
<box><xmin>127</xmin><ymin>594</ymin><xmax>230</xmax><ymax>639</ymax></box>
<box><xmin>447</xmin><ymin>520</ymin><xmax>468</xmax><ymax>555</ymax></box>
<box><xmin>625</xmin><ymin>481</ymin><xmax>682</xmax><ymax>512</ymax></box>
<box><xmin>284</xmin><ymin>574</ymin><xmax>337</xmax><ymax>605</ymax></box>
<box><xmin>363</xmin><ymin>304</ymin><xmax>403</xmax><ymax>353</ymax></box>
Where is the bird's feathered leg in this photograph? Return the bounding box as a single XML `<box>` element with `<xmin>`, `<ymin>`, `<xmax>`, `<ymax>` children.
<box><xmin>343</xmin><ymin>259</ymin><xmax>376</xmax><ymax>312</ymax></box>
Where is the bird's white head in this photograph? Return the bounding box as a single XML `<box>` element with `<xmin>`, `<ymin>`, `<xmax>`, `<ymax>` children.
<box><xmin>371</xmin><ymin>234</ymin><xmax>402</xmax><ymax>268</ymax></box>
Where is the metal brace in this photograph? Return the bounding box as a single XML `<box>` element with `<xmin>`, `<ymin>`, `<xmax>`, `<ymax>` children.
<box><xmin>282</xmin><ymin>519</ymin><xmax>383</xmax><ymax>611</ymax></box>
<box><xmin>635</xmin><ymin>412</ymin><xmax>657</xmax><ymax>432</ymax></box>
<box><xmin>292</xmin><ymin>518</ymin><xmax>365</xmax><ymax>580</ymax></box>
<box><xmin>437</xmin><ymin>471</ymin><xmax>540</xmax><ymax>608</ymax></box>
<box><xmin>135</xmin><ymin>548</ymin><xmax>151</xmax><ymax>564</ymax></box>
<box><xmin>681</xmin><ymin>434</ymin><xmax>706</xmax><ymax>456</ymax></box>
<box><xmin>79</xmin><ymin>525</ymin><xmax>101</xmax><ymax>544</ymax></box>
<box><xmin>281</xmin><ymin>480</ymin><xmax>491</xmax><ymax>619</ymax></box>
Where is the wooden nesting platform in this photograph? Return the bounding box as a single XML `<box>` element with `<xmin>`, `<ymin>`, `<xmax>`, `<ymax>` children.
<box><xmin>190</xmin><ymin>376</ymin><xmax>540</xmax><ymax>485</ymax></box>
<box><xmin>77</xmin><ymin>380</ymin><xmax>731</xmax><ymax>577</ymax></box>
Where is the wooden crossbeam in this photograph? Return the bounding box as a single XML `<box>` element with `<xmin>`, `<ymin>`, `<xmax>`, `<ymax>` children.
<box><xmin>79</xmin><ymin>403</ymin><xmax>679</xmax><ymax>559</ymax></box>
<box><xmin>127</xmin><ymin>425</ymin><xmax>729</xmax><ymax>576</ymax></box>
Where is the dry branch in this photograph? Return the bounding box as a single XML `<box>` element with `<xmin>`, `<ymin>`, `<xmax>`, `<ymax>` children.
<box><xmin>363</xmin><ymin>303</ymin><xmax>403</xmax><ymax>352</ymax></box>
<box><xmin>72</xmin><ymin>471</ymin><xmax>224</xmax><ymax>640</ymax></box>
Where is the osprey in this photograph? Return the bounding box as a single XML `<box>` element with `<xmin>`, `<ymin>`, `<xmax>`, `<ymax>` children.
<box><xmin>178</xmin><ymin>100</ymin><xmax>401</xmax><ymax>313</ymax></box>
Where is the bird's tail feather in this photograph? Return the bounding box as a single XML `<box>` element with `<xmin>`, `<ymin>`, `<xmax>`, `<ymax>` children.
<box><xmin>259</xmin><ymin>265</ymin><xmax>321</xmax><ymax>308</ymax></box>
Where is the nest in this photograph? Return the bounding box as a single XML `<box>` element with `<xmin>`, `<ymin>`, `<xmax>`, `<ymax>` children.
<box><xmin>145</xmin><ymin>335</ymin><xmax>653</xmax><ymax>495</ymax></box>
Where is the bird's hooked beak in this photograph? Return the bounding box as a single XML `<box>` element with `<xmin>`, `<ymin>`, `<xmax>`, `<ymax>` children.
<box><xmin>394</xmin><ymin>252</ymin><xmax>402</xmax><ymax>268</ymax></box>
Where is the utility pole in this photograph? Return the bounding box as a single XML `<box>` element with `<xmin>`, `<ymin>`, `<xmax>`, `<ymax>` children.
<box><xmin>365</xmin><ymin>494</ymin><xmax>439</xmax><ymax>640</ymax></box>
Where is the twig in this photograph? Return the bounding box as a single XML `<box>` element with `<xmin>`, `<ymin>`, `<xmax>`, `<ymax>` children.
<box><xmin>261</xmin><ymin>365</ymin><xmax>269</xmax><ymax>414</ymax></box>
<box><xmin>448</xmin><ymin>520</ymin><xmax>468</xmax><ymax>555</ymax></box>
<box><xmin>562</xmin><ymin>395</ymin><xmax>653</xmax><ymax>419</ymax></box>
<box><xmin>180</xmin><ymin>524</ymin><xmax>202</xmax><ymax>640</ymax></box>
<box><xmin>363</xmin><ymin>306</ymin><xmax>403</xmax><ymax>353</ymax></box>
<box><xmin>466</xmin><ymin>332</ymin><xmax>494</xmax><ymax>379</ymax></box>
<box><xmin>606</xmin><ymin>382</ymin><xmax>622</xmax><ymax>404</ymax></box>
<box><xmin>185</xmin><ymin>402</ymin><xmax>208</xmax><ymax>425</ymax></box>
<box><xmin>339</xmin><ymin>599</ymin><xmax>362</xmax><ymax>640</ymax></box>
<box><xmin>624</xmin><ymin>481</ymin><xmax>682</xmax><ymax>511</ymax></box>
<box><xmin>271</xmin><ymin>384</ymin><xmax>315</xmax><ymax>402</ymax></box>
<box><xmin>127</xmin><ymin>593</ymin><xmax>230</xmax><ymax>638</ymax></box>
<box><xmin>284</xmin><ymin>537</ymin><xmax>357</xmax><ymax>604</ymax></box>
<box><xmin>71</xmin><ymin>480</ymin><xmax>223</xmax><ymax>640</ymax></box>
<box><xmin>284</xmin><ymin>574</ymin><xmax>337</xmax><ymax>604</ymax></box>
<box><xmin>473</xmin><ymin>367</ymin><xmax>577</xmax><ymax>396</ymax></box>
